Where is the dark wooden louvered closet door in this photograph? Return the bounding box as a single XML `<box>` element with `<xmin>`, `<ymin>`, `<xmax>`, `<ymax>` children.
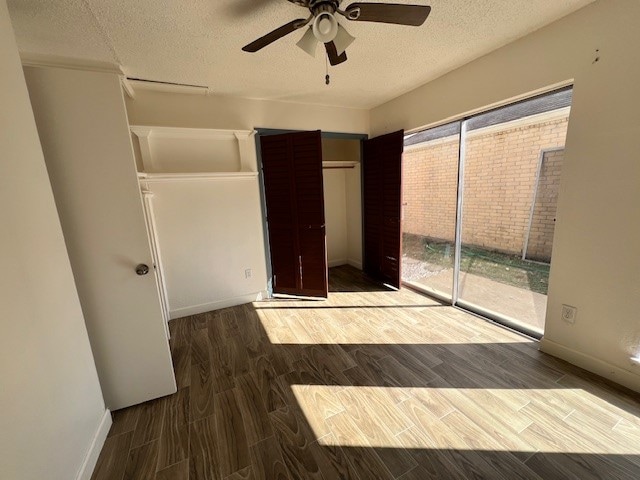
<box><xmin>261</xmin><ymin>131</ymin><xmax>328</xmax><ymax>298</ymax></box>
<box><xmin>363</xmin><ymin>130</ymin><xmax>404</xmax><ymax>289</ymax></box>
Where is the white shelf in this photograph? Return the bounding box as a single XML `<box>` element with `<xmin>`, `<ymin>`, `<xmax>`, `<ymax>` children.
<box><xmin>138</xmin><ymin>172</ymin><xmax>258</xmax><ymax>182</ymax></box>
<box><xmin>130</xmin><ymin>125</ymin><xmax>258</xmax><ymax>175</ymax></box>
<box><xmin>130</xmin><ymin>125</ymin><xmax>254</xmax><ymax>140</ymax></box>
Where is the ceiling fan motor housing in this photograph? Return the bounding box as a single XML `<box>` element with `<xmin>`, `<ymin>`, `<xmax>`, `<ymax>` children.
<box><xmin>310</xmin><ymin>1</ymin><xmax>340</xmax><ymax>43</ymax></box>
<box><xmin>308</xmin><ymin>0</ymin><xmax>340</xmax><ymax>13</ymax></box>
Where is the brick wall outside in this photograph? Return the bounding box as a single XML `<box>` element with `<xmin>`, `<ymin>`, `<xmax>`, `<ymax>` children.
<box><xmin>403</xmin><ymin>115</ymin><xmax>568</xmax><ymax>262</ymax></box>
<box><xmin>525</xmin><ymin>149</ymin><xmax>563</xmax><ymax>261</ymax></box>
<box><xmin>402</xmin><ymin>138</ymin><xmax>459</xmax><ymax>244</ymax></box>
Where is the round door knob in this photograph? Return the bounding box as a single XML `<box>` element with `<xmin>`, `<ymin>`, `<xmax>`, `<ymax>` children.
<box><xmin>135</xmin><ymin>264</ymin><xmax>150</xmax><ymax>276</ymax></box>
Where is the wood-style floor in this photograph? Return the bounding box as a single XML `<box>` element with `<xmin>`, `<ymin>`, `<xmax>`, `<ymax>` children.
<box><xmin>92</xmin><ymin>265</ymin><xmax>640</xmax><ymax>480</ymax></box>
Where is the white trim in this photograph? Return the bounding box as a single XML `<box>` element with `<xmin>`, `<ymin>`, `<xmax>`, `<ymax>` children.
<box><xmin>347</xmin><ymin>259</ymin><xmax>362</xmax><ymax>270</ymax></box>
<box><xmin>236</xmin><ymin>130</ymin><xmax>259</xmax><ymax>172</ymax></box>
<box><xmin>169</xmin><ymin>291</ymin><xmax>267</xmax><ymax>319</ymax></box>
<box><xmin>121</xmin><ymin>78</ymin><xmax>136</xmax><ymax>99</ymax></box>
<box><xmin>20</xmin><ymin>52</ymin><xmax>124</xmax><ymax>76</ymax></box>
<box><xmin>540</xmin><ymin>338</ymin><xmax>640</xmax><ymax>394</ymax></box>
<box><xmin>138</xmin><ymin>172</ymin><xmax>259</xmax><ymax>182</ymax></box>
<box><xmin>328</xmin><ymin>259</ymin><xmax>348</xmax><ymax>267</ymax></box>
<box><xmin>140</xmin><ymin>190</ymin><xmax>171</xmax><ymax>336</ymax></box>
<box><xmin>130</xmin><ymin>125</ymin><xmax>254</xmax><ymax>140</ymax></box>
<box><xmin>76</xmin><ymin>409</ymin><xmax>112</xmax><ymax>480</ymax></box>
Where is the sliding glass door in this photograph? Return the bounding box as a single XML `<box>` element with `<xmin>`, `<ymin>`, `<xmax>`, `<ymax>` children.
<box><xmin>401</xmin><ymin>122</ymin><xmax>460</xmax><ymax>300</ymax></box>
<box><xmin>402</xmin><ymin>87</ymin><xmax>572</xmax><ymax>336</ymax></box>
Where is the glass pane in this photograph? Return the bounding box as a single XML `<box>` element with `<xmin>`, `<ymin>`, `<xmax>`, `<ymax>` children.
<box><xmin>402</xmin><ymin>121</ymin><xmax>461</xmax><ymax>299</ymax></box>
<box><xmin>458</xmin><ymin>88</ymin><xmax>572</xmax><ymax>334</ymax></box>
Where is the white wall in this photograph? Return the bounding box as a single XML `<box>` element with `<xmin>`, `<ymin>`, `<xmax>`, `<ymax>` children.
<box><xmin>323</xmin><ymin>169</ymin><xmax>349</xmax><ymax>267</ymax></box>
<box><xmin>321</xmin><ymin>138</ymin><xmax>363</xmax><ymax>269</ymax></box>
<box><xmin>371</xmin><ymin>0</ymin><xmax>640</xmax><ymax>392</ymax></box>
<box><xmin>126</xmin><ymin>89</ymin><xmax>369</xmax><ymax>134</ymax></box>
<box><xmin>0</xmin><ymin>2</ymin><xmax>108</xmax><ymax>479</ymax></box>
<box><xmin>146</xmin><ymin>178</ymin><xmax>269</xmax><ymax>318</ymax></box>
<box><xmin>322</xmin><ymin>137</ymin><xmax>361</xmax><ymax>161</ymax></box>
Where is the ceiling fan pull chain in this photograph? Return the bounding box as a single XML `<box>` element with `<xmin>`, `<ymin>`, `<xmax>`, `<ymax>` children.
<box><xmin>325</xmin><ymin>54</ymin><xmax>330</xmax><ymax>85</ymax></box>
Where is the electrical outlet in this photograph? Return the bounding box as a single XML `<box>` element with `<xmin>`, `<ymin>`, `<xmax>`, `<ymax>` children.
<box><xmin>561</xmin><ymin>304</ymin><xmax>577</xmax><ymax>324</ymax></box>
<box><xmin>245</xmin><ymin>268</ymin><xmax>252</xmax><ymax>279</ymax></box>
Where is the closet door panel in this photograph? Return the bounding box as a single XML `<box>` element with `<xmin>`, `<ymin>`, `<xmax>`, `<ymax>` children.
<box><xmin>261</xmin><ymin>134</ymin><xmax>300</xmax><ymax>294</ymax></box>
<box><xmin>363</xmin><ymin>130</ymin><xmax>404</xmax><ymax>289</ymax></box>
<box><xmin>261</xmin><ymin>131</ymin><xmax>328</xmax><ymax>297</ymax></box>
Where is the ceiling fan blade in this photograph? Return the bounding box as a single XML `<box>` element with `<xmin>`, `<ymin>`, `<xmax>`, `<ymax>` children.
<box><xmin>344</xmin><ymin>3</ymin><xmax>431</xmax><ymax>26</ymax></box>
<box><xmin>325</xmin><ymin>41</ymin><xmax>348</xmax><ymax>66</ymax></box>
<box><xmin>242</xmin><ymin>19</ymin><xmax>308</xmax><ymax>53</ymax></box>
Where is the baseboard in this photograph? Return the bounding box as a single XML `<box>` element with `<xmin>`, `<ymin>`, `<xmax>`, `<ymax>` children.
<box><xmin>347</xmin><ymin>259</ymin><xmax>362</xmax><ymax>270</ymax></box>
<box><xmin>328</xmin><ymin>259</ymin><xmax>348</xmax><ymax>268</ymax></box>
<box><xmin>540</xmin><ymin>337</ymin><xmax>640</xmax><ymax>394</ymax></box>
<box><xmin>76</xmin><ymin>409</ymin><xmax>112</xmax><ymax>480</ymax></box>
<box><xmin>169</xmin><ymin>291</ymin><xmax>267</xmax><ymax>319</ymax></box>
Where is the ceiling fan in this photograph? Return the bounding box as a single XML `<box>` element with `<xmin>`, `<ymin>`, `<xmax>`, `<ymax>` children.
<box><xmin>242</xmin><ymin>1</ymin><xmax>432</xmax><ymax>67</ymax></box>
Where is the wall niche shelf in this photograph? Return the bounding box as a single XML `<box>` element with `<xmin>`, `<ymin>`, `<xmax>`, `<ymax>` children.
<box><xmin>137</xmin><ymin>171</ymin><xmax>259</xmax><ymax>183</ymax></box>
<box><xmin>130</xmin><ymin>125</ymin><xmax>258</xmax><ymax>175</ymax></box>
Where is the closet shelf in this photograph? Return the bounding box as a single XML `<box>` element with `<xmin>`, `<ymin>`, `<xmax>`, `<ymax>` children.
<box><xmin>322</xmin><ymin>161</ymin><xmax>358</xmax><ymax>169</ymax></box>
<box><xmin>137</xmin><ymin>172</ymin><xmax>258</xmax><ymax>182</ymax></box>
<box><xmin>130</xmin><ymin>125</ymin><xmax>255</xmax><ymax>140</ymax></box>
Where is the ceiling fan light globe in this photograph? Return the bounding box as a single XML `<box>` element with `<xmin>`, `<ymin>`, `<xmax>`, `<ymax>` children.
<box><xmin>333</xmin><ymin>23</ymin><xmax>355</xmax><ymax>56</ymax></box>
<box><xmin>296</xmin><ymin>26</ymin><xmax>319</xmax><ymax>57</ymax></box>
<box><xmin>318</xmin><ymin>18</ymin><xmax>332</xmax><ymax>35</ymax></box>
<box><xmin>312</xmin><ymin>12</ymin><xmax>338</xmax><ymax>43</ymax></box>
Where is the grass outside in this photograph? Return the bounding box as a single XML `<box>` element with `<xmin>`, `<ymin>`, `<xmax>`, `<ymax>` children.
<box><xmin>402</xmin><ymin>233</ymin><xmax>550</xmax><ymax>295</ymax></box>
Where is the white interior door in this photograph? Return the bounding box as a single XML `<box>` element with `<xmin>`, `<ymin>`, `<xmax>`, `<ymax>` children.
<box><xmin>24</xmin><ymin>66</ymin><xmax>176</xmax><ymax>410</ymax></box>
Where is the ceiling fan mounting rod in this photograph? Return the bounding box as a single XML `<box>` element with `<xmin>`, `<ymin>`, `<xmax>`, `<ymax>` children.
<box><xmin>308</xmin><ymin>0</ymin><xmax>340</xmax><ymax>15</ymax></box>
<box><xmin>306</xmin><ymin>1</ymin><xmax>359</xmax><ymax>20</ymax></box>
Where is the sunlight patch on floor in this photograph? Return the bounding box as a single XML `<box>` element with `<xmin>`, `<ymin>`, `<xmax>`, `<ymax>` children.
<box><xmin>291</xmin><ymin>385</ymin><xmax>640</xmax><ymax>455</ymax></box>
<box><xmin>253</xmin><ymin>306</ymin><xmax>532</xmax><ymax>345</ymax></box>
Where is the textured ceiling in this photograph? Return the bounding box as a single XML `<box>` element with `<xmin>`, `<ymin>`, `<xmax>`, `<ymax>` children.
<box><xmin>8</xmin><ymin>0</ymin><xmax>593</xmax><ymax>108</ymax></box>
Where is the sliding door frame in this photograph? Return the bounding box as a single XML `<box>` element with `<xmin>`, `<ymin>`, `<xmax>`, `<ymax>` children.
<box><xmin>401</xmin><ymin>85</ymin><xmax>574</xmax><ymax>340</ymax></box>
<box><xmin>451</xmin><ymin>119</ymin><xmax>467</xmax><ymax>303</ymax></box>
<box><xmin>403</xmin><ymin>114</ymin><xmax>544</xmax><ymax>340</ymax></box>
